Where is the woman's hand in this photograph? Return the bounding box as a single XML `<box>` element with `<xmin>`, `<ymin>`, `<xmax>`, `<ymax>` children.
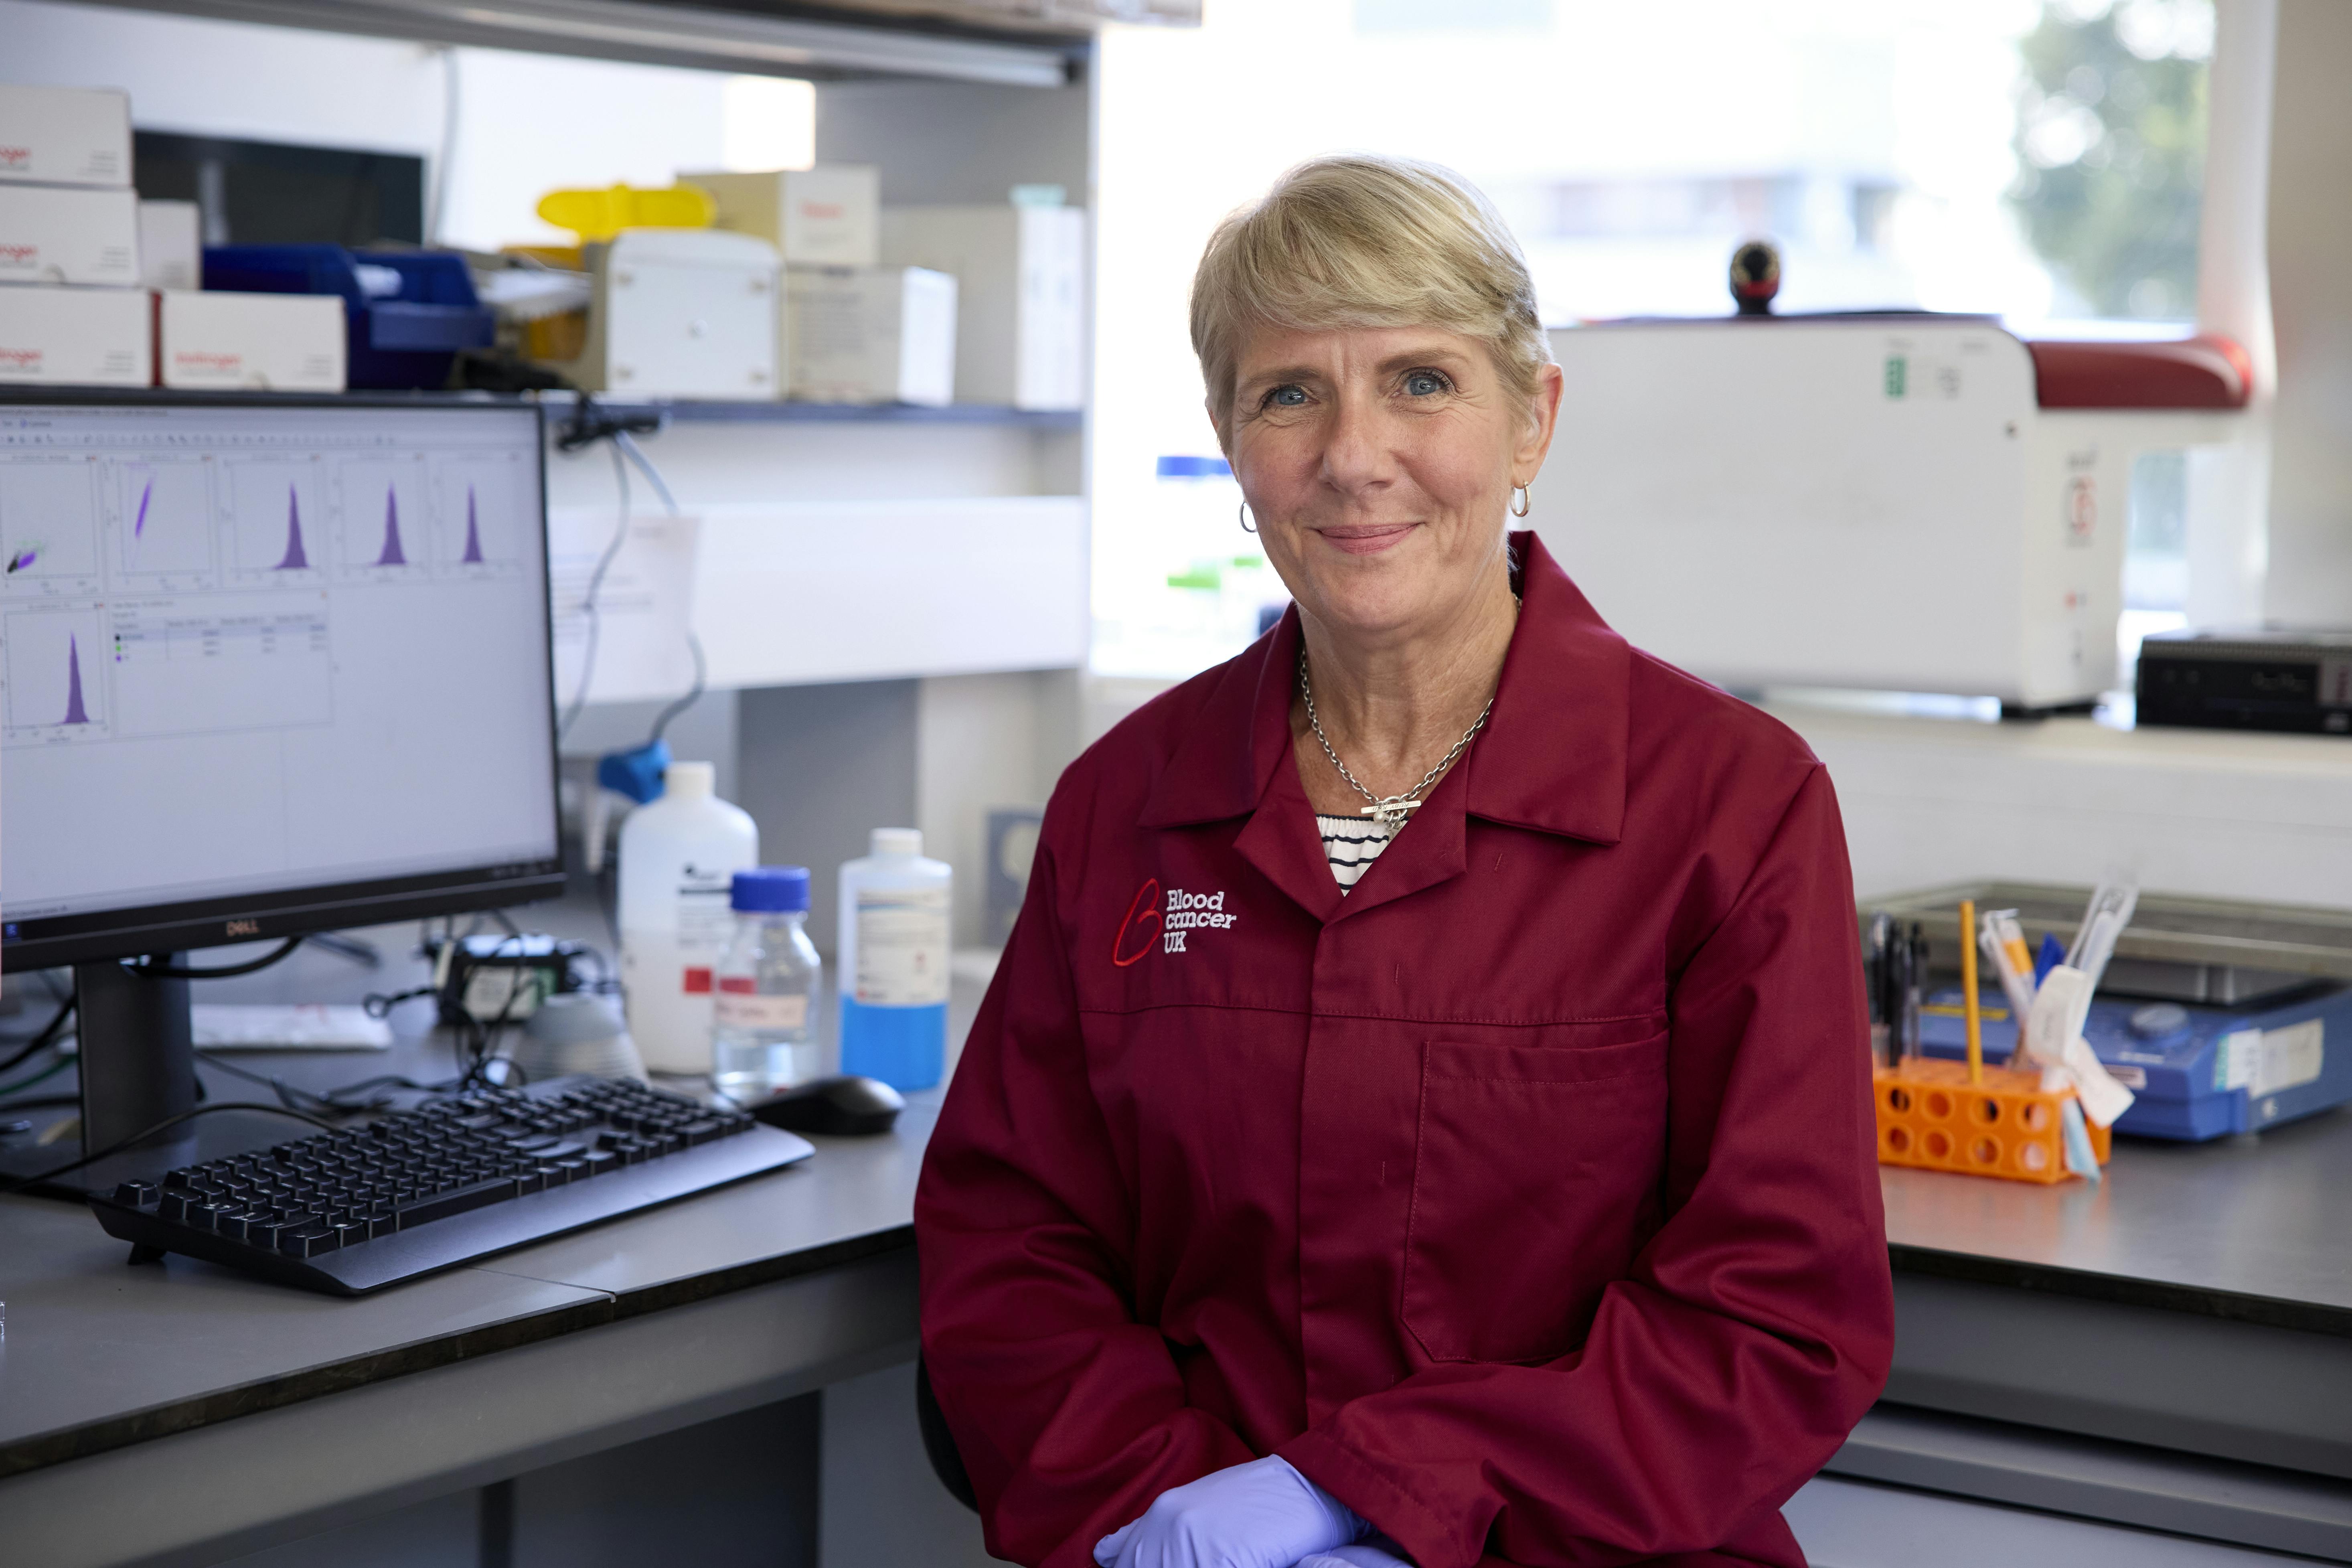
<box><xmin>1091</xmin><ymin>1456</ymin><xmax>1367</xmax><ymax>1568</ymax></box>
<box><xmin>1294</xmin><ymin>1540</ymin><xmax>1415</xmax><ymax>1568</ymax></box>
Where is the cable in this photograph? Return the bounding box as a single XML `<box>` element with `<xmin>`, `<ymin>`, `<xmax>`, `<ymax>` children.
<box><xmin>556</xmin><ymin>440</ymin><xmax>632</xmax><ymax>743</ymax></box>
<box><xmin>0</xmin><ymin>996</ymin><xmax>74</xmax><ymax>1077</ymax></box>
<box><xmin>0</xmin><ymin>1102</ymin><xmax>338</xmax><ymax>1195</ymax></box>
<box><xmin>615</xmin><ymin>429</ymin><xmax>679</xmax><ymax>514</ymax></box>
<box><xmin>647</xmin><ymin>632</ymin><xmax>707</xmax><ymax>745</ymax></box>
<box><xmin>0</xmin><ymin>1051</ymin><xmax>75</xmax><ymax>1101</ymax></box>
<box><xmin>426</xmin><ymin>45</ymin><xmax>460</xmax><ymax>248</ymax></box>
<box><xmin>134</xmin><ymin>938</ymin><xmax>304</xmax><ymax>982</ymax></box>
<box><xmin>194</xmin><ymin>1050</ymin><xmax>361</xmax><ymax>1119</ymax></box>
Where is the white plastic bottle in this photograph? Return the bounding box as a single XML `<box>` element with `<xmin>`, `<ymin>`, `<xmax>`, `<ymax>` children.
<box><xmin>711</xmin><ymin>866</ymin><xmax>822</xmax><ymax>1100</ymax></box>
<box><xmin>617</xmin><ymin>761</ymin><xmax>758</xmax><ymax>1073</ymax></box>
<box><xmin>837</xmin><ymin>827</ymin><xmax>952</xmax><ymax>1090</ymax></box>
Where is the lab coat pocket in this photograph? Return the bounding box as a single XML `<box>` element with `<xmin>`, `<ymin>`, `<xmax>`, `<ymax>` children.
<box><xmin>1402</xmin><ymin>1033</ymin><xmax>1669</xmax><ymax>1364</ymax></box>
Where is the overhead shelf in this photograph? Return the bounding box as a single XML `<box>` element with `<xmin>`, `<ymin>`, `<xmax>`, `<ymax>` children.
<box><xmin>550</xmin><ymin>395</ymin><xmax>1081</xmax><ymax>430</ymax></box>
<box><xmin>68</xmin><ymin>0</ymin><xmax>1101</xmax><ymax>85</ymax></box>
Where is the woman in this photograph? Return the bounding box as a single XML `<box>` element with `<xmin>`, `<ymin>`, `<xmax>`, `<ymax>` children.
<box><xmin>915</xmin><ymin>156</ymin><xmax>1891</xmax><ymax>1568</ymax></box>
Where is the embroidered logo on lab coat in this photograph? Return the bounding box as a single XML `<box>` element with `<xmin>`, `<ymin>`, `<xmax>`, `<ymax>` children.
<box><xmin>1111</xmin><ymin>881</ymin><xmax>1239</xmax><ymax>964</ymax></box>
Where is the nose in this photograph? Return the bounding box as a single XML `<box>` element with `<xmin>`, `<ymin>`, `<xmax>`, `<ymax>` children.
<box><xmin>1317</xmin><ymin>387</ymin><xmax>1397</xmax><ymax>501</ymax></box>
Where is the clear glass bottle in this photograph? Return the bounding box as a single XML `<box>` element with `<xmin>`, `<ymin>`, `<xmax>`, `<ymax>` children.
<box><xmin>711</xmin><ymin>865</ymin><xmax>821</xmax><ymax>1101</ymax></box>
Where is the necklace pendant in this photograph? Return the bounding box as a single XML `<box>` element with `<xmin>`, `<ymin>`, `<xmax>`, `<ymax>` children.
<box><xmin>1362</xmin><ymin>797</ymin><xmax>1419</xmax><ymax>829</ymax></box>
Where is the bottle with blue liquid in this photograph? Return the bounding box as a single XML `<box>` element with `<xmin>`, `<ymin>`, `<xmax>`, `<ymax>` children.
<box><xmin>838</xmin><ymin>828</ymin><xmax>952</xmax><ymax>1090</ymax></box>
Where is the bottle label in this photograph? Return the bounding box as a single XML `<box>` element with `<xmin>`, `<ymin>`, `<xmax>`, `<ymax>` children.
<box><xmin>855</xmin><ymin>887</ymin><xmax>950</xmax><ymax>1007</ymax></box>
<box><xmin>713</xmin><ymin>985</ymin><xmax>808</xmax><ymax>1031</ymax></box>
<box><xmin>675</xmin><ymin>865</ymin><xmax>740</xmax><ymax>996</ymax></box>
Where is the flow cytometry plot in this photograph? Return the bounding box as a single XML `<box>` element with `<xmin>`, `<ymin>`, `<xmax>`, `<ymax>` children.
<box><xmin>228</xmin><ymin>463</ymin><xmax>326</xmax><ymax>577</ymax></box>
<box><xmin>436</xmin><ymin>458</ymin><xmax>530</xmax><ymax>573</ymax></box>
<box><xmin>334</xmin><ymin>460</ymin><xmax>430</xmax><ymax>574</ymax></box>
<box><xmin>2</xmin><ymin>606</ymin><xmax>107</xmax><ymax>738</ymax></box>
<box><xmin>0</xmin><ymin>461</ymin><xmax>103</xmax><ymax>592</ymax></box>
<box><xmin>114</xmin><ymin>460</ymin><xmax>217</xmax><ymax>579</ymax></box>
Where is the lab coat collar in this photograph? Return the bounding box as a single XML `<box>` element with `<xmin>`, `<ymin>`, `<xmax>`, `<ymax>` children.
<box><xmin>1139</xmin><ymin>531</ymin><xmax>1631</xmax><ymax>865</ymax></box>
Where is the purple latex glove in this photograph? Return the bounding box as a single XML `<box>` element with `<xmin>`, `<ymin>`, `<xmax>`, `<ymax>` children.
<box><xmin>1295</xmin><ymin>1541</ymin><xmax>1415</xmax><ymax>1568</ymax></box>
<box><xmin>1092</xmin><ymin>1456</ymin><xmax>1367</xmax><ymax>1568</ymax></box>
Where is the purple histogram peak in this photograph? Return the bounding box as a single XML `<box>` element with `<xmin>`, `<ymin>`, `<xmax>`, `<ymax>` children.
<box><xmin>375</xmin><ymin>487</ymin><xmax>407</xmax><ymax>566</ymax></box>
<box><xmin>62</xmin><ymin>632</ymin><xmax>90</xmax><ymax>725</ymax></box>
<box><xmin>275</xmin><ymin>484</ymin><xmax>310</xmax><ymax>570</ymax></box>
<box><xmin>461</xmin><ymin>484</ymin><xmax>485</xmax><ymax>565</ymax></box>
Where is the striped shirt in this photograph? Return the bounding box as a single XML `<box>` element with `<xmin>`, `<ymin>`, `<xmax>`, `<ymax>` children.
<box><xmin>1317</xmin><ymin>813</ymin><xmax>1394</xmax><ymax>892</ymax></box>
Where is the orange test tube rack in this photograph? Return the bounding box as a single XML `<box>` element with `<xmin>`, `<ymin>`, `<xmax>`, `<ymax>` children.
<box><xmin>1873</xmin><ymin>1058</ymin><xmax>2111</xmax><ymax>1184</ymax></box>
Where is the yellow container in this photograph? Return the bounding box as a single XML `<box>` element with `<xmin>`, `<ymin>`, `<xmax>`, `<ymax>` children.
<box><xmin>1874</xmin><ymin>1057</ymin><xmax>2110</xmax><ymax>1184</ymax></box>
<box><xmin>535</xmin><ymin>184</ymin><xmax>715</xmax><ymax>243</ymax></box>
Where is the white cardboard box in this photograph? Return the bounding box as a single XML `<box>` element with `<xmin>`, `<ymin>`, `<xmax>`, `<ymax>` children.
<box><xmin>139</xmin><ymin>200</ymin><xmax>201</xmax><ymax>291</ymax></box>
<box><xmin>0</xmin><ymin>184</ymin><xmax>140</xmax><ymax>287</ymax></box>
<box><xmin>687</xmin><ymin>166</ymin><xmax>879</xmax><ymax>267</ymax></box>
<box><xmin>0</xmin><ymin>285</ymin><xmax>150</xmax><ymax>384</ymax></box>
<box><xmin>159</xmin><ymin>290</ymin><xmax>346</xmax><ymax>391</ymax></box>
<box><xmin>786</xmin><ymin>265</ymin><xmax>956</xmax><ymax>406</ymax></box>
<box><xmin>0</xmin><ymin>85</ymin><xmax>132</xmax><ymax>188</ymax></box>
<box><xmin>879</xmin><ymin>204</ymin><xmax>1084</xmax><ymax>410</ymax></box>
<box><xmin>547</xmin><ymin>228</ymin><xmax>779</xmax><ymax>398</ymax></box>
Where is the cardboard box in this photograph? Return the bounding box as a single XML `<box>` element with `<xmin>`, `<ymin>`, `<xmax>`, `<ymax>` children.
<box><xmin>0</xmin><ymin>285</ymin><xmax>150</xmax><ymax>384</ymax></box>
<box><xmin>785</xmin><ymin>265</ymin><xmax>956</xmax><ymax>406</ymax></box>
<box><xmin>687</xmin><ymin>166</ymin><xmax>879</xmax><ymax>267</ymax></box>
<box><xmin>542</xmin><ymin>227</ymin><xmax>779</xmax><ymax>398</ymax></box>
<box><xmin>879</xmin><ymin>204</ymin><xmax>1084</xmax><ymax>410</ymax></box>
<box><xmin>0</xmin><ymin>184</ymin><xmax>140</xmax><ymax>287</ymax></box>
<box><xmin>139</xmin><ymin>200</ymin><xmax>201</xmax><ymax>291</ymax></box>
<box><xmin>159</xmin><ymin>290</ymin><xmax>346</xmax><ymax>391</ymax></box>
<box><xmin>0</xmin><ymin>85</ymin><xmax>132</xmax><ymax>188</ymax></box>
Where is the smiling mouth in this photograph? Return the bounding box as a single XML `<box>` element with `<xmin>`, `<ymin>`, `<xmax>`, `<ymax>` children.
<box><xmin>1314</xmin><ymin>523</ymin><xmax>1417</xmax><ymax>556</ymax></box>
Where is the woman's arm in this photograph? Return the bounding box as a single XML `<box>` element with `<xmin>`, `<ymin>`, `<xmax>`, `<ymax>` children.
<box><xmin>1277</xmin><ymin>766</ymin><xmax>1894</xmax><ymax>1568</ymax></box>
<box><xmin>918</xmin><ymin>833</ymin><xmax>1258</xmax><ymax>1568</ymax></box>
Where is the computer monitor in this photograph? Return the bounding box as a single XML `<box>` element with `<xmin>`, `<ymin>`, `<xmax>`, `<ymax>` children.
<box><xmin>0</xmin><ymin>391</ymin><xmax>565</xmax><ymax>1190</ymax></box>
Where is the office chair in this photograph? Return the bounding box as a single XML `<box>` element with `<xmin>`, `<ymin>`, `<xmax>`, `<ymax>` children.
<box><xmin>915</xmin><ymin>1351</ymin><xmax>979</xmax><ymax>1512</ymax></box>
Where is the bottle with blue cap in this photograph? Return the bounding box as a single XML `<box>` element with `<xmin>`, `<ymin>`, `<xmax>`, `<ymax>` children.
<box><xmin>711</xmin><ymin>865</ymin><xmax>822</xmax><ymax>1100</ymax></box>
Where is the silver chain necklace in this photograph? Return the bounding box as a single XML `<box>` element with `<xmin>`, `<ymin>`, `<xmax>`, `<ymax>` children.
<box><xmin>1298</xmin><ymin>646</ymin><xmax>1495</xmax><ymax>830</ymax></box>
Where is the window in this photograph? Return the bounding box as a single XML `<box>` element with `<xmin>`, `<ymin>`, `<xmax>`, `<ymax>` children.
<box><xmin>1091</xmin><ymin>0</ymin><xmax>2213</xmax><ymax>681</ymax></box>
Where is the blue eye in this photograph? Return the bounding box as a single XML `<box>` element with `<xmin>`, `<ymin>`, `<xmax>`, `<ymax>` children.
<box><xmin>1268</xmin><ymin>385</ymin><xmax>1308</xmax><ymax>407</ymax></box>
<box><xmin>1403</xmin><ymin>370</ymin><xmax>1449</xmax><ymax>396</ymax></box>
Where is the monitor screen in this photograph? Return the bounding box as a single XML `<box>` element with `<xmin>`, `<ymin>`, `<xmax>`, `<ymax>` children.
<box><xmin>0</xmin><ymin>394</ymin><xmax>563</xmax><ymax>967</ymax></box>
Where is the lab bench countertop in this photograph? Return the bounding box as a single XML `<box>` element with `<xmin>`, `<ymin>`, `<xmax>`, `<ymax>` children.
<box><xmin>4</xmin><ymin>900</ymin><xmax>2351</xmax><ymax>1487</ymax></box>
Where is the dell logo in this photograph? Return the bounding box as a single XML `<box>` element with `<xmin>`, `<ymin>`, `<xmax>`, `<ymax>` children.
<box><xmin>225</xmin><ymin>919</ymin><xmax>262</xmax><ymax>937</ymax></box>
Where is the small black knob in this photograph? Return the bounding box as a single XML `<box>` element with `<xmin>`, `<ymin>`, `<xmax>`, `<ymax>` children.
<box><xmin>1730</xmin><ymin>240</ymin><xmax>1781</xmax><ymax>316</ymax></box>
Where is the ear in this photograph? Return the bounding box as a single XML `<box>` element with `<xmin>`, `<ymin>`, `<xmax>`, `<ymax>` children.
<box><xmin>1512</xmin><ymin>361</ymin><xmax>1565</xmax><ymax>486</ymax></box>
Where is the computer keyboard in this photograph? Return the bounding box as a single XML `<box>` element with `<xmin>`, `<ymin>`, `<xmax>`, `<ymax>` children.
<box><xmin>88</xmin><ymin>1076</ymin><xmax>815</xmax><ymax>1295</ymax></box>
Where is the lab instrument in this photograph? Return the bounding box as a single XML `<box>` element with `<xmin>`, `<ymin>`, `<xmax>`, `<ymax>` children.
<box><xmin>89</xmin><ymin>1076</ymin><xmax>811</xmax><ymax>1295</ymax></box>
<box><xmin>1875</xmin><ymin>882</ymin><xmax>2352</xmax><ymax>1141</ymax></box>
<box><xmin>1543</xmin><ymin>318</ymin><xmax>2249</xmax><ymax>708</ymax></box>
<box><xmin>2137</xmin><ymin>628</ymin><xmax>2352</xmax><ymax>735</ymax></box>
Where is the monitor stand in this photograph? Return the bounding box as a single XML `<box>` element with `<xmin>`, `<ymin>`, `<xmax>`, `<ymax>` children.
<box><xmin>0</xmin><ymin>958</ymin><xmax>300</xmax><ymax>1200</ymax></box>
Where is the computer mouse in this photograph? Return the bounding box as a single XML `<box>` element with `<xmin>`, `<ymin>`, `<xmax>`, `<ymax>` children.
<box><xmin>746</xmin><ymin>1075</ymin><xmax>905</xmax><ymax>1137</ymax></box>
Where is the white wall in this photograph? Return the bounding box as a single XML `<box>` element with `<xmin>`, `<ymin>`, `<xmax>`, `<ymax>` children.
<box><xmin>2261</xmin><ymin>0</ymin><xmax>2352</xmax><ymax>626</ymax></box>
<box><xmin>1771</xmin><ymin>703</ymin><xmax>2352</xmax><ymax>908</ymax></box>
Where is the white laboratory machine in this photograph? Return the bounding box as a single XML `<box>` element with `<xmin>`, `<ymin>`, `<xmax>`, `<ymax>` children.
<box><xmin>1541</xmin><ymin>318</ymin><xmax>2249</xmax><ymax>709</ymax></box>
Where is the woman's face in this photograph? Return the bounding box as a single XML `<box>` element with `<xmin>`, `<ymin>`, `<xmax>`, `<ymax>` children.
<box><xmin>1216</xmin><ymin>323</ymin><xmax>1561</xmax><ymax>642</ymax></box>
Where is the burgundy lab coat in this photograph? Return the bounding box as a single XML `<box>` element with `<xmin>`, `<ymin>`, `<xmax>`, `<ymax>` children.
<box><xmin>916</xmin><ymin>533</ymin><xmax>1892</xmax><ymax>1568</ymax></box>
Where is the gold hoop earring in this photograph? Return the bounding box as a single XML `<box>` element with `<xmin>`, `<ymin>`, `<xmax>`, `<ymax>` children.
<box><xmin>1510</xmin><ymin>484</ymin><xmax>1531</xmax><ymax>519</ymax></box>
<box><xmin>1238</xmin><ymin>501</ymin><xmax>1257</xmax><ymax>534</ymax></box>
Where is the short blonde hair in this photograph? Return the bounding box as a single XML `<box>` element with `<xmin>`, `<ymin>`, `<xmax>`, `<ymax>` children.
<box><xmin>1189</xmin><ymin>154</ymin><xmax>1552</xmax><ymax>428</ymax></box>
